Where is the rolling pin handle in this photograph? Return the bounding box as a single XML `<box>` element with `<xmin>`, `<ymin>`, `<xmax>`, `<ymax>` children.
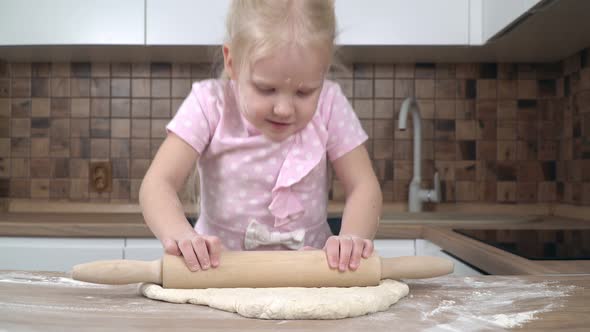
<box><xmin>380</xmin><ymin>256</ymin><xmax>454</xmax><ymax>280</ymax></box>
<box><xmin>72</xmin><ymin>259</ymin><xmax>163</xmax><ymax>285</ymax></box>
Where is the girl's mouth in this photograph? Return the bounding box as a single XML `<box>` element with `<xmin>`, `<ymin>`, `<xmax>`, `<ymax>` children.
<box><xmin>267</xmin><ymin>119</ymin><xmax>292</xmax><ymax>129</ymax></box>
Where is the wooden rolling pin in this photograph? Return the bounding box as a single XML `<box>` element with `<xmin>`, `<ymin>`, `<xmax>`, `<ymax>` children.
<box><xmin>72</xmin><ymin>250</ymin><xmax>453</xmax><ymax>289</ymax></box>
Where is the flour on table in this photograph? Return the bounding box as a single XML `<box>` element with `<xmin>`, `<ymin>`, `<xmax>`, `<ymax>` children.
<box><xmin>411</xmin><ymin>276</ymin><xmax>577</xmax><ymax>331</ymax></box>
<box><xmin>141</xmin><ymin>279</ymin><xmax>409</xmax><ymax>320</ymax></box>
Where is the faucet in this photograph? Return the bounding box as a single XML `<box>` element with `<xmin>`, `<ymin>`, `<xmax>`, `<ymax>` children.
<box><xmin>398</xmin><ymin>97</ymin><xmax>441</xmax><ymax>212</ymax></box>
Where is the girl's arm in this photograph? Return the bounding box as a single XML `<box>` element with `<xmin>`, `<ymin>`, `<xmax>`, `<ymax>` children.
<box><xmin>139</xmin><ymin>133</ymin><xmax>222</xmax><ymax>271</ymax></box>
<box><xmin>326</xmin><ymin>144</ymin><xmax>383</xmax><ymax>271</ymax></box>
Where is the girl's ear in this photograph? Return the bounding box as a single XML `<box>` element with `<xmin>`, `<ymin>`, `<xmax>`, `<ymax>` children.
<box><xmin>223</xmin><ymin>44</ymin><xmax>236</xmax><ymax>80</ymax></box>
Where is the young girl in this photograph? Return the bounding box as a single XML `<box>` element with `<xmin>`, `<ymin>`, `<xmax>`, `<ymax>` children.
<box><xmin>139</xmin><ymin>0</ymin><xmax>382</xmax><ymax>273</ymax></box>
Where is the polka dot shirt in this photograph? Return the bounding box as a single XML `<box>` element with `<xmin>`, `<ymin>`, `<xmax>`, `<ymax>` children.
<box><xmin>166</xmin><ymin>79</ymin><xmax>368</xmax><ymax>250</ymax></box>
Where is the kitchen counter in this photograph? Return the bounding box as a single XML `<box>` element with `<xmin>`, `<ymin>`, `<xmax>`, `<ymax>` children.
<box><xmin>0</xmin><ymin>205</ymin><xmax>556</xmax><ymax>238</ymax></box>
<box><xmin>0</xmin><ymin>271</ymin><xmax>587</xmax><ymax>331</ymax></box>
<box><xmin>0</xmin><ymin>201</ymin><xmax>557</xmax><ymax>238</ymax></box>
<box><xmin>2</xmin><ymin>200</ymin><xmax>590</xmax><ymax>275</ymax></box>
<box><xmin>0</xmin><ymin>213</ymin><xmax>540</xmax><ymax>236</ymax></box>
<box><xmin>2</xmin><ymin>211</ymin><xmax>590</xmax><ymax>275</ymax></box>
<box><xmin>376</xmin><ymin>215</ymin><xmax>590</xmax><ymax>275</ymax></box>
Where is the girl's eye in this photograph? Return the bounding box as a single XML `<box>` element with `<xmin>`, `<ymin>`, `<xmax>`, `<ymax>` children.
<box><xmin>256</xmin><ymin>85</ymin><xmax>275</xmax><ymax>95</ymax></box>
<box><xmin>297</xmin><ymin>90</ymin><xmax>313</xmax><ymax>97</ymax></box>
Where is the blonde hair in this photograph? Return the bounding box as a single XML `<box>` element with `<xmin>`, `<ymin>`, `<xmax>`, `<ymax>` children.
<box><xmin>187</xmin><ymin>1</ymin><xmax>338</xmax><ymax>211</ymax></box>
<box><xmin>222</xmin><ymin>0</ymin><xmax>337</xmax><ymax>80</ymax></box>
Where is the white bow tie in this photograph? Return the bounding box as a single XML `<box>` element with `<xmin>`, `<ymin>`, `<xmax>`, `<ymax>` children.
<box><xmin>244</xmin><ymin>219</ymin><xmax>306</xmax><ymax>250</ymax></box>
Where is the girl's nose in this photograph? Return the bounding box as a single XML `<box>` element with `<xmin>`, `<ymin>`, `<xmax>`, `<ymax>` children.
<box><xmin>273</xmin><ymin>97</ymin><xmax>294</xmax><ymax>117</ymax></box>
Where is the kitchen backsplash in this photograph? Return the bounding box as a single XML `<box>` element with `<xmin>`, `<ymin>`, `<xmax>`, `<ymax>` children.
<box><xmin>558</xmin><ymin>49</ymin><xmax>590</xmax><ymax>205</ymax></box>
<box><xmin>0</xmin><ymin>47</ymin><xmax>588</xmax><ymax>206</ymax></box>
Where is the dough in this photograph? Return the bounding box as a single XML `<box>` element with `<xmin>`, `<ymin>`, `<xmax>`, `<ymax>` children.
<box><xmin>140</xmin><ymin>279</ymin><xmax>409</xmax><ymax>320</ymax></box>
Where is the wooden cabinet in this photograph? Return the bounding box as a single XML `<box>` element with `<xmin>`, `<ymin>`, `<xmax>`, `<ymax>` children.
<box><xmin>0</xmin><ymin>0</ymin><xmax>145</xmax><ymax>45</ymax></box>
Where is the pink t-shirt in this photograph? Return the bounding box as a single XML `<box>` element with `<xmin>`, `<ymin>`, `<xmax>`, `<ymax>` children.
<box><xmin>166</xmin><ymin>79</ymin><xmax>368</xmax><ymax>250</ymax></box>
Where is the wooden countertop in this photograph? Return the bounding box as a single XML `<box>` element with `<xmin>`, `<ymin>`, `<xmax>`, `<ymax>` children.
<box><xmin>1</xmin><ymin>210</ymin><xmax>589</xmax><ymax>275</ymax></box>
<box><xmin>0</xmin><ymin>200</ymin><xmax>559</xmax><ymax>236</ymax></box>
<box><xmin>0</xmin><ymin>271</ymin><xmax>588</xmax><ymax>331</ymax></box>
<box><xmin>0</xmin><ymin>212</ymin><xmax>152</xmax><ymax>237</ymax></box>
<box><xmin>376</xmin><ymin>216</ymin><xmax>590</xmax><ymax>275</ymax></box>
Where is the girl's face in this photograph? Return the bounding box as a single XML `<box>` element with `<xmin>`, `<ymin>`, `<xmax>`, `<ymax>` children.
<box><xmin>225</xmin><ymin>44</ymin><xmax>331</xmax><ymax>142</ymax></box>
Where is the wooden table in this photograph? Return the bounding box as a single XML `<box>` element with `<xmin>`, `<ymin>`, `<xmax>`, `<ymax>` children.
<box><xmin>1</xmin><ymin>271</ymin><xmax>588</xmax><ymax>331</ymax></box>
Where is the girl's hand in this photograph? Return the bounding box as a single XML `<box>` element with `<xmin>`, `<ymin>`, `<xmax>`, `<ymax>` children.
<box><xmin>323</xmin><ymin>235</ymin><xmax>374</xmax><ymax>272</ymax></box>
<box><xmin>162</xmin><ymin>232</ymin><xmax>224</xmax><ymax>272</ymax></box>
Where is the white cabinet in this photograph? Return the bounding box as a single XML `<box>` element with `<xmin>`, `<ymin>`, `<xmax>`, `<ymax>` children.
<box><xmin>375</xmin><ymin>239</ymin><xmax>483</xmax><ymax>276</ymax></box>
<box><xmin>0</xmin><ymin>0</ymin><xmax>145</xmax><ymax>45</ymax></box>
<box><xmin>0</xmin><ymin>237</ymin><xmax>163</xmax><ymax>272</ymax></box>
<box><xmin>126</xmin><ymin>239</ymin><xmax>418</xmax><ymax>260</ymax></box>
<box><xmin>415</xmin><ymin>239</ymin><xmax>483</xmax><ymax>276</ymax></box>
<box><xmin>0</xmin><ymin>237</ymin><xmax>164</xmax><ymax>272</ymax></box>
<box><xmin>373</xmin><ymin>239</ymin><xmax>415</xmax><ymax>257</ymax></box>
<box><xmin>335</xmin><ymin>0</ymin><xmax>470</xmax><ymax>45</ymax></box>
<box><xmin>125</xmin><ymin>238</ymin><xmax>164</xmax><ymax>261</ymax></box>
<box><xmin>146</xmin><ymin>0</ymin><xmax>469</xmax><ymax>46</ymax></box>
<box><xmin>0</xmin><ymin>0</ymin><xmax>556</xmax><ymax>52</ymax></box>
<box><xmin>146</xmin><ymin>0</ymin><xmax>231</xmax><ymax>45</ymax></box>
<box><xmin>125</xmin><ymin>239</ymin><xmax>418</xmax><ymax>261</ymax></box>
<box><xmin>0</xmin><ymin>237</ymin><xmax>124</xmax><ymax>272</ymax></box>
<box><xmin>0</xmin><ymin>0</ymin><xmax>544</xmax><ymax>48</ymax></box>
<box><xmin>480</xmin><ymin>0</ymin><xmax>541</xmax><ymax>42</ymax></box>
<box><xmin>0</xmin><ymin>236</ymin><xmax>480</xmax><ymax>275</ymax></box>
